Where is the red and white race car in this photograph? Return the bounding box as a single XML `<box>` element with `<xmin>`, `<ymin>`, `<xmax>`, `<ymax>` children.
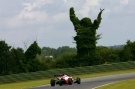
<box><xmin>50</xmin><ymin>74</ymin><xmax>81</xmax><ymax>86</ymax></box>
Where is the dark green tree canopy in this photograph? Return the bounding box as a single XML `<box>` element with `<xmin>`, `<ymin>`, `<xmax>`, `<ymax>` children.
<box><xmin>25</xmin><ymin>41</ymin><xmax>45</xmax><ymax>72</ymax></box>
<box><xmin>0</xmin><ymin>41</ymin><xmax>12</xmax><ymax>75</ymax></box>
<box><xmin>25</xmin><ymin>41</ymin><xmax>41</xmax><ymax>59</ymax></box>
<box><xmin>70</xmin><ymin>7</ymin><xmax>104</xmax><ymax>57</ymax></box>
<box><xmin>80</xmin><ymin>18</ymin><xmax>92</xmax><ymax>27</ymax></box>
<box><xmin>0</xmin><ymin>40</ymin><xmax>11</xmax><ymax>55</ymax></box>
<box><xmin>122</xmin><ymin>40</ymin><xmax>135</xmax><ymax>61</ymax></box>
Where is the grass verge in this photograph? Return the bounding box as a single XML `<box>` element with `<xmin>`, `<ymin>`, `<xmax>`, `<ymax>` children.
<box><xmin>0</xmin><ymin>69</ymin><xmax>135</xmax><ymax>89</ymax></box>
<box><xmin>96</xmin><ymin>78</ymin><xmax>135</xmax><ymax>89</ymax></box>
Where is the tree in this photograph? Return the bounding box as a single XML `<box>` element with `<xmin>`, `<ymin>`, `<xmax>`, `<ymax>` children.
<box><xmin>41</xmin><ymin>47</ymin><xmax>57</xmax><ymax>58</ymax></box>
<box><xmin>121</xmin><ymin>40</ymin><xmax>135</xmax><ymax>61</ymax></box>
<box><xmin>56</xmin><ymin>46</ymin><xmax>76</xmax><ymax>58</ymax></box>
<box><xmin>25</xmin><ymin>41</ymin><xmax>46</xmax><ymax>72</ymax></box>
<box><xmin>54</xmin><ymin>53</ymin><xmax>77</xmax><ymax>68</ymax></box>
<box><xmin>95</xmin><ymin>46</ymin><xmax>120</xmax><ymax>64</ymax></box>
<box><xmin>25</xmin><ymin>41</ymin><xmax>41</xmax><ymax>59</ymax></box>
<box><xmin>0</xmin><ymin>40</ymin><xmax>12</xmax><ymax>75</ymax></box>
<box><xmin>10</xmin><ymin>47</ymin><xmax>27</xmax><ymax>73</ymax></box>
<box><xmin>41</xmin><ymin>46</ymin><xmax>76</xmax><ymax>59</ymax></box>
<box><xmin>69</xmin><ymin>7</ymin><xmax>104</xmax><ymax>58</ymax></box>
<box><xmin>41</xmin><ymin>46</ymin><xmax>77</xmax><ymax>69</ymax></box>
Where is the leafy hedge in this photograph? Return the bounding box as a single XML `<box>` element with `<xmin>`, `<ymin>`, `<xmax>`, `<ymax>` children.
<box><xmin>0</xmin><ymin>61</ymin><xmax>135</xmax><ymax>84</ymax></box>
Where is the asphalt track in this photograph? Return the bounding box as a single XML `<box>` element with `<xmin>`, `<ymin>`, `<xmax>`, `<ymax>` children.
<box><xmin>29</xmin><ymin>72</ymin><xmax>135</xmax><ymax>89</ymax></box>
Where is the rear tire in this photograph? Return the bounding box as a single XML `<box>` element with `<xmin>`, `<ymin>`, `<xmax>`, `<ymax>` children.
<box><xmin>59</xmin><ymin>80</ymin><xmax>63</xmax><ymax>86</ymax></box>
<box><xmin>68</xmin><ymin>78</ymin><xmax>72</xmax><ymax>85</ymax></box>
<box><xmin>76</xmin><ymin>77</ymin><xmax>81</xmax><ymax>84</ymax></box>
<box><xmin>50</xmin><ymin>79</ymin><xmax>55</xmax><ymax>86</ymax></box>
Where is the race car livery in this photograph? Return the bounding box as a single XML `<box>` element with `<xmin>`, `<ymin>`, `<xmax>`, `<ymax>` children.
<box><xmin>50</xmin><ymin>74</ymin><xmax>81</xmax><ymax>86</ymax></box>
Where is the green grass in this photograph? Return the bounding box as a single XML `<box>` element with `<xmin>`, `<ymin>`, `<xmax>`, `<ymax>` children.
<box><xmin>96</xmin><ymin>78</ymin><xmax>135</xmax><ymax>89</ymax></box>
<box><xmin>0</xmin><ymin>69</ymin><xmax>135</xmax><ymax>89</ymax></box>
<box><xmin>0</xmin><ymin>79</ymin><xmax>49</xmax><ymax>89</ymax></box>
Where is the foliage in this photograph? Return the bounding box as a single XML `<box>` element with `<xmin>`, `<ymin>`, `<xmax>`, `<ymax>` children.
<box><xmin>25</xmin><ymin>41</ymin><xmax>47</xmax><ymax>72</ymax></box>
<box><xmin>10</xmin><ymin>48</ymin><xmax>28</xmax><ymax>73</ymax></box>
<box><xmin>95</xmin><ymin>46</ymin><xmax>120</xmax><ymax>64</ymax></box>
<box><xmin>41</xmin><ymin>46</ymin><xmax>77</xmax><ymax>69</ymax></box>
<box><xmin>41</xmin><ymin>46</ymin><xmax>76</xmax><ymax>58</ymax></box>
<box><xmin>54</xmin><ymin>53</ymin><xmax>77</xmax><ymax>68</ymax></box>
<box><xmin>0</xmin><ymin>41</ymin><xmax>12</xmax><ymax>75</ymax></box>
<box><xmin>41</xmin><ymin>47</ymin><xmax>56</xmax><ymax>58</ymax></box>
<box><xmin>56</xmin><ymin>46</ymin><xmax>76</xmax><ymax>57</ymax></box>
<box><xmin>0</xmin><ymin>40</ymin><xmax>48</xmax><ymax>75</ymax></box>
<box><xmin>25</xmin><ymin>41</ymin><xmax>41</xmax><ymax>59</ymax></box>
<box><xmin>70</xmin><ymin>7</ymin><xmax>104</xmax><ymax>58</ymax></box>
<box><xmin>120</xmin><ymin>40</ymin><xmax>135</xmax><ymax>61</ymax></box>
<box><xmin>1</xmin><ymin>39</ymin><xmax>135</xmax><ymax>75</ymax></box>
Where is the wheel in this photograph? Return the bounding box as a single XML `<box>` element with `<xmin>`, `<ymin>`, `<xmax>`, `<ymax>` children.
<box><xmin>68</xmin><ymin>78</ymin><xmax>73</xmax><ymax>85</ymax></box>
<box><xmin>59</xmin><ymin>80</ymin><xmax>63</xmax><ymax>86</ymax></box>
<box><xmin>76</xmin><ymin>77</ymin><xmax>81</xmax><ymax>84</ymax></box>
<box><xmin>50</xmin><ymin>79</ymin><xmax>55</xmax><ymax>86</ymax></box>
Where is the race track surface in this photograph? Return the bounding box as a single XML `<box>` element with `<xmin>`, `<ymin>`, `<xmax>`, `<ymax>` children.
<box><xmin>29</xmin><ymin>72</ymin><xmax>135</xmax><ymax>89</ymax></box>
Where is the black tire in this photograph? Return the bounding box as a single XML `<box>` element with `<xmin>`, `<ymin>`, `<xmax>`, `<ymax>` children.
<box><xmin>50</xmin><ymin>79</ymin><xmax>55</xmax><ymax>86</ymax></box>
<box><xmin>68</xmin><ymin>78</ymin><xmax>72</xmax><ymax>85</ymax></box>
<box><xmin>59</xmin><ymin>80</ymin><xmax>63</xmax><ymax>86</ymax></box>
<box><xmin>76</xmin><ymin>77</ymin><xmax>81</xmax><ymax>84</ymax></box>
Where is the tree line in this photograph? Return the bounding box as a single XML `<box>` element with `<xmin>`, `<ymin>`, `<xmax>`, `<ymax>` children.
<box><xmin>51</xmin><ymin>40</ymin><xmax>135</xmax><ymax>68</ymax></box>
<box><xmin>0</xmin><ymin>40</ymin><xmax>76</xmax><ymax>75</ymax></box>
<box><xmin>0</xmin><ymin>40</ymin><xmax>47</xmax><ymax>75</ymax></box>
<box><xmin>0</xmin><ymin>40</ymin><xmax>135</xmax><ymax>75</ymax></box>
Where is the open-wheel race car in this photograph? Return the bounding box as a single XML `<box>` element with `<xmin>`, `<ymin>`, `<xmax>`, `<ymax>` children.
<box><xmin>50</xmin><ymin>74</ymin><xmax>81</xmax><ymax>86</ymax></box>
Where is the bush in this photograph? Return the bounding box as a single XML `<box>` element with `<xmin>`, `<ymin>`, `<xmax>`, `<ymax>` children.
<box><xmin>54</xmin><ymin>53</ymin><xmax>77</xmax><ymax>68</ymax></box>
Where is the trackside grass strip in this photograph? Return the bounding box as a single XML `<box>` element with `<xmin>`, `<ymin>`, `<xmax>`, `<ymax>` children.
<box><xmin>0</xmin><ymin>69</ymin><xmax>135</xmax><ymax>89</ymax></box>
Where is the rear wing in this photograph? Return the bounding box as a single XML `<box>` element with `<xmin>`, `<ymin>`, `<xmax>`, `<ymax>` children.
<box><xmin>54</xmin><ymin>74</ymin><xmax>63</xmax><ymax>77</ymax></box>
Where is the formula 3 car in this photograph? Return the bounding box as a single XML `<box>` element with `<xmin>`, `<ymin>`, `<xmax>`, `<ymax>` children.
<box><xmin>50</xmin><ymin>74</ymin><xmax>81</xmax><ymax>86</ymax></box>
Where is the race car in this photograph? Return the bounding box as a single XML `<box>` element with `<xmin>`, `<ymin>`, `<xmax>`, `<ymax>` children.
<box><xmin>50</xmin><ymin>74</ymin><xmax>81</xmax><ymax>86</ymax></box>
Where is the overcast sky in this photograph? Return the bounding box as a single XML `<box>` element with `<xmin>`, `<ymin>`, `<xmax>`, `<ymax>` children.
<box><xmin>0</xmin><ymin>0</ymin><xmax>135</xmax><ymax>49</ymax></box>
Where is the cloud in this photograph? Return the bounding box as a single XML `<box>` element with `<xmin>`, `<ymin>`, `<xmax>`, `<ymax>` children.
<box><xmin>63</xmin><ymin>0</ymin><xmax>67</xmax><ymax>3</ymax></box>
<box><xmin>8</xmin><ymin>11</ymin><xmax>48</xmax><ymax>28</ymax></box>
<box><xmin>7</xmin><ymin>0</ymin><xmax>53</xmax><ymax>28</ymax></box>
<box><xmin>80</xmin><ymin>0</ymin><xmax>101</xmax><ymax>17</ymax></box>
<box><xmin>120</xmin><ymin>0</ymin><xmax>129</xmax><ymax>5</ymax></box>
<box><xmin>52</xmin><ymin>12</ymin><xmax>68</xmax><ymax>22</ymax></box>
<box><xmin>85</xmin><ymin>0</ymin><xmax>101</xmax><ymax>6</ymax></box>
<box><xmin>23</xmin><ymin>0</ymin><xmax>53</xmax><ymax>11</ymax></box>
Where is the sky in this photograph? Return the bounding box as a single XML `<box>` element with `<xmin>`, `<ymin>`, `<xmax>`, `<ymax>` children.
<box><xmin>0</xmin><ymin>0</ymin><xmax>135</xmax><ymax>49</ymax></box>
